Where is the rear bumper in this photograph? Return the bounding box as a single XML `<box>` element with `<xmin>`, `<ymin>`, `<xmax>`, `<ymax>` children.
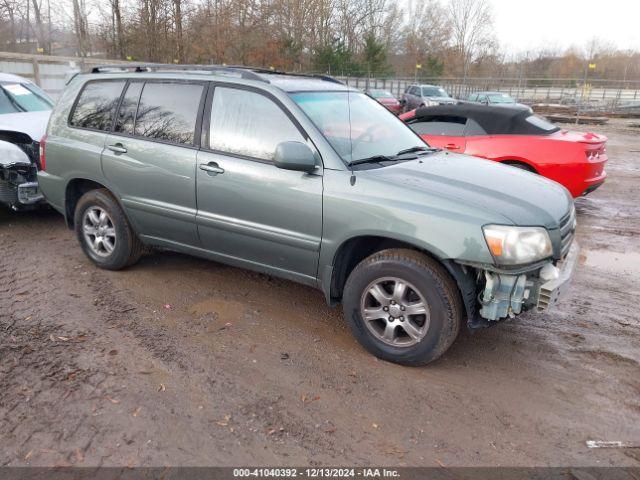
<box><xmin>578</xmin><ymin>171</ymin><xmax>606</xmax><ymax>196</ymax></box>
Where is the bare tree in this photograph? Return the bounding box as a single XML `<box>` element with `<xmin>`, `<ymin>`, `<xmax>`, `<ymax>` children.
<box><xmin>448</xmin><ymin>0</ymin><xmax>496</xmax><ymax>80</ymax></box>
<box><xmin>71</xmin><ymin>0</ymin><xmax>90</xmax><ymax>56</ymax></box>
<box><xmin>400</xmin><ymin>0</ymin><xmax>451</xmax><ymax>75</ymax></box>
<box><xmin>31</xmin><ymin>0</ymin><xmax>48</xmax><ymax>52</ymax></box>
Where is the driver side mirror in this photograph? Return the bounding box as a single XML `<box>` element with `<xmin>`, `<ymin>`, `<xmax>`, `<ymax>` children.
<box><xmin>274</xmin><ymin>141</ymin><xmax>317</xmax><ymax>172</ymax></box>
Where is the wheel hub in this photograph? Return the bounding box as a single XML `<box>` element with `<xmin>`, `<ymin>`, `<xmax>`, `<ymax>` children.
<box><xmin>389</xmin><ymin>303</ymin><xmax>402</xmax><ymax>318</ymax></box>
<box><xmin>360</xmin><ymin>277</ymin><xmax>430</xmax><ymax>347</ymax></box>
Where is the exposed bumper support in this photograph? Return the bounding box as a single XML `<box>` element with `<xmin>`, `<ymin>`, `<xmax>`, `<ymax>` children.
<box><xmin>536</xmin><ymin>241</ymin><xmax>580</xmax><ymax>312</ymax></box>
<box><xmin>478</xmin><ymin>242</ymin><xmax>580</xmax><ymax>321</ymax></box>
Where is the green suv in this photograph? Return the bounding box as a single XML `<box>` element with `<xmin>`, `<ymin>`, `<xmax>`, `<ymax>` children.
<box><xmin>38</xmin><ymin>65</ymin><xmax>579</xmax><ymax>366</ymax></box>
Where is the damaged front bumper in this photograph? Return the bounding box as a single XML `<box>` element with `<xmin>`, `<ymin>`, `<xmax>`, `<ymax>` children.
<box><xmin>476</xmin><ymin>242</ymin><xmax>580</xmax><ymax>321</ymax></box>
<box><xmin>0</xmin><ymin>176</ymin><xmax>45</xmax><ymax>210</ymax></box>
<box><xmin>0</xmin><ymin>140</ymin><xmax>45</xmax><ymax>211</ymax></box>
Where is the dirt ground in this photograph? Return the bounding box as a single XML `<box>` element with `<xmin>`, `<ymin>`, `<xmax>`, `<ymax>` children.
<box><xmin>1</xmin><ymin>120</ymin><xmax>639</xmax><ymax>468</ymax></box>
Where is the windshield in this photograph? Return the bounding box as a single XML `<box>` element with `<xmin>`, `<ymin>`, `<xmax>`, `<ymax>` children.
<box><xmin>0</xmin><ymin>82</ymin><xmax>53</xmax><ymax>114</ymax></box>
<box><xmin>368</xmin><ymin>90</ymin><xmax>394</xmax><ymax>99</ymax></box>
<box><xmin>291</xmin><ymin>91</ymin><xmax>427</xmax><ymax>164</ymax></box>
<box><xmin>422</xmin><ymin>87</ymin><xmax>448</xmax><ymax>98</ymax></box>
<box><xmin>487</xmin><ymin>93</ymin><xmax>515</xmax><ymax>104</ymax></box>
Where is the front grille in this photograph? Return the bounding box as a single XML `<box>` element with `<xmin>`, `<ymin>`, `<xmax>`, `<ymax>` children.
<box><xmin>558</xmin><ymin>206</ymin><xmax>576</xmax><ymax>258</ymax></box>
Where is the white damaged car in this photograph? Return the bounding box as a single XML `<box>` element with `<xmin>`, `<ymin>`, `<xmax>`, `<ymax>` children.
<box><xmin>0</xmin><ymin>73</ymin><xmax>53</xmax><ymax>210</ymax></box>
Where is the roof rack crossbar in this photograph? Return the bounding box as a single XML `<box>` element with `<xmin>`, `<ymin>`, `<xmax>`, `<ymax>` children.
<box><xmin>89</xmin><ymin>63</ymin><xmax>268</xmax><ymax>83</ymax></box>
<box><xmin>224</xmin><ymin>65</ymin><xmax>345</xmax><ymax>85</ymax></box>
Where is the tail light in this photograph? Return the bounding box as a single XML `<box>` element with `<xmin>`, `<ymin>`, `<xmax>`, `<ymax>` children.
<box><xmin>585</xmin><ymin>144</ymin><xmax>605</xmax><ymax>161</ymax></box>
<box><xmin>39</xmin><ymin>134</ymin><xmax>46</xmax><ymax>170</ymax></box>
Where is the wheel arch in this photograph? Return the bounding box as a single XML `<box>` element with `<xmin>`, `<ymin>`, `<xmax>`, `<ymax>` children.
<box><xmin>497</xmin><ymin>158</ymin><xmax>538</xmax><ymax>173</ymax></box>
<box><xmin>64</xmin><ymin>178</ymin><xmax>115</xmax><ymax>229</ymax></box>
<box><xmin>326</xmin><ymin>234</ymin><xmax>480</xmax><ymax>329</ymax></box>
<box><xmin>327</xmin><ymin>235</ymin><xmax>445</xmax><ymax>300</ymax></box>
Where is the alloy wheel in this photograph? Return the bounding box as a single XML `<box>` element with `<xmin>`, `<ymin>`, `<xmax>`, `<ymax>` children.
<box><xmin>360</xmin><ymin>276</ymin><xmax>430</xmax><ymax>347</ymax></box>
<box><xmin>82</xmin><ymin>207</ymin><xmax>116</xmax><ymax>257</ymax></box>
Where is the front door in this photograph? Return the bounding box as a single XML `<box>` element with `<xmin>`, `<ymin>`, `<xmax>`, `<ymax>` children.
<box><xmin>102</xmin><ymin>80</ymin><xmax>206</xmax><ymax>246</ymax></box>
<box><xmin>196</xmin><ymin>85</ymin><xmax>323</xmax><ymax>282</ymax></box>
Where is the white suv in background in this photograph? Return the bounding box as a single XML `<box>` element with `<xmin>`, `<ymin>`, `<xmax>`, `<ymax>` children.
<box><xmin>0</xmin><ymin>73</ymin><xmax>54</xmax><ymax>210</ymax></box>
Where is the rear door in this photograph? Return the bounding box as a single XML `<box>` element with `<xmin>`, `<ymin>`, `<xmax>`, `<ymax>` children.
<box><xmin>195</xmin><ymin>85</ymin><xmax>323</xmax><ymax>282</ymax></box>
<box><xmin>406</xmin><ymin>115</ymin><xmax>467</xmax><ymax>152</ymax></box>
<box><xmin>101</xmin><ymin>80</ymin><xmax>206</xmax><ymax>246</ymax></box>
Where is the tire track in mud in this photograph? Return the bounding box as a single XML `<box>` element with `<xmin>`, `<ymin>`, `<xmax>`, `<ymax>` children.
<box><xmin>82</xmin><ymin>264</ymin><xmax>359</xmax><ymax>464</ymax></box>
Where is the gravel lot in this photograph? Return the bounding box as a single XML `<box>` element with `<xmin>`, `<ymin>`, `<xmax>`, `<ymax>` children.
<box><xmin>1</xmin><ymin>120</ymin><xmax>639</xmax><ymax>467</ymax></box>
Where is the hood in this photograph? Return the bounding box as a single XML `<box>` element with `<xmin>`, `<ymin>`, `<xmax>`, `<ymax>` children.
<box><xmin>0</xmin><ymin>110</ymin><xmax>51</xmax><ymax>142</ymax></box>
<box><xmin>364</xmin><ymin>151</ymin><xmax>571</xmax><ymax>228</ymax></box>
<box><xmin>0</xmin><ymin>140</ymin><xmax>32</xmax><ymax>167</ymax></box>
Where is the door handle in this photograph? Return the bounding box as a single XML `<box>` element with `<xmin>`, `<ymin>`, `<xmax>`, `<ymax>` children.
<box><xmin>107</xmin><ymin>143</ymin><xmax>127</xmax><ymax>154</ymax></box>
<box><xmin>444</xmin><ymin>143</ymin><xmax>460</xmax><ymax>150</ymax></box>
<box><xmin>199</xmin><ymin>162</ymin><xmax>225</xmax><ymax>175</ymax></box>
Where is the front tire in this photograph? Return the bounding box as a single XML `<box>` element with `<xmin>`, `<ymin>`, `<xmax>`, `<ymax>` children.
<box><xmin>74</xmin><ymin>189</ymin><xmax>144</xmax><ymax>270</ymax></box>
<box><xmin>343</xmin><ymin>249</ymin><xmax>462</xmax><ymax>366</ymax></box>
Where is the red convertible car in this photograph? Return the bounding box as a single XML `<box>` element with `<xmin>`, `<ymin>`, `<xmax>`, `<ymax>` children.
<box><xmin>399</xmin><ymin>104</ymin><xmax>607</xmax><ymax>197</ymax></box>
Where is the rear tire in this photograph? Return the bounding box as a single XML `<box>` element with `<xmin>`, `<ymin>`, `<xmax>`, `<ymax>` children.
<box><xmin>74</xmin><ymin>189</ymin><xmax>144</xmax><ymax>270</ymax></box>
<box><xmin>342</xmin><ymin>249</ymin><xmax>462</xmax><ymax>366</ymax></box>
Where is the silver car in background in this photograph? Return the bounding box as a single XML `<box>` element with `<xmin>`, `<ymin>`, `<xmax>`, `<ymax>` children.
<box><xmin>402</xmin><ymin>84</ymin><xmax>456</xmax><ymax>111</ymax></box>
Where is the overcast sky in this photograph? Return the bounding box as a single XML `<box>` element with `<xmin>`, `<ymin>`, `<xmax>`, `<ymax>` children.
<box><xmin>488</xmin><ymin>0</ymin><xmax>640</xmax><ymax>56</ymax></box>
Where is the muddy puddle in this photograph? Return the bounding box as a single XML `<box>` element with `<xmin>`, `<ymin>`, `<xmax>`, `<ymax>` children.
<box><xmin>581</xmin><ymin>249</ymin><xmax>640</xmax><ymax>277</ymax></box>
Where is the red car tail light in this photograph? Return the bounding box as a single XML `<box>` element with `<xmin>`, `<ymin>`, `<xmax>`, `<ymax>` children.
<box><xmin>39</xmin><ymin>134</ymin><xmax>47</xmax><ymax>171</ymax></box>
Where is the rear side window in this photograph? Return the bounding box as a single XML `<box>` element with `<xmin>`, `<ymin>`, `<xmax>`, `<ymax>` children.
<box><xmin>209</xmin><ymin>87</ymin><xmax>304</xmax><ymax>161</ymax></box>
<box><xmin>464</xmin><ymin>118</ymin><xmax>487</xmax><ymax>136</ymax></box>
<box><xmin>70</xmin><ymin>81</ymin><xmax>125</xmax><ymax>131</ymax></box>
<box><xmin>114</xmin><ymin>81</ymin><xmax>143</xmax><ymax>135</ymax></box>
<box><xmin>409</xmin><ymin>116</ymin><xmax>466</xmax><ymax>136</ymax></box>
<box><xmin>134</xmin><ymin>82</ymin><xmax>204</xmax><ymax>145</ymax></box>
<box><xmin>525</xmin><ymin>114</ymin><xmax>558</xmax><ymax>132</ymax></box>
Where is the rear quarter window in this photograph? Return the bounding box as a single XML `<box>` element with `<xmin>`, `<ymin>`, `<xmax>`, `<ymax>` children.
<box><xmin>408</xmin><ymin>116</ymin><xmax>466</xmax><ymax>136</ymax></box>
<box><xmin>69</xmin><ymin>80</ymin><xmax>126</xmax><ymax>131</ymax></box>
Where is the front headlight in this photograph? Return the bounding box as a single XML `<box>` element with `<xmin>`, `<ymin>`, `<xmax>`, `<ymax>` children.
<box><xmin>483</xmin><ymin>225</ymin><xmax>553</xmax><ymax>265</ymax></box>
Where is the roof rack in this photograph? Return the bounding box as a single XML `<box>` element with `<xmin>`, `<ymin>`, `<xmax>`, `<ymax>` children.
<box><xmin>89</xmin><ymin>63</ymin><xmax>345</xmax><ymax>86</ymax></box>
<box><xmin>89</xmin><ymin>63</ymin><xmax>268</xmax><ymax>83</ymax></box>
<box><xmin>233</xmin><ymin>66</ymin><xmax>344</xmax><ymax>85</ymax></box>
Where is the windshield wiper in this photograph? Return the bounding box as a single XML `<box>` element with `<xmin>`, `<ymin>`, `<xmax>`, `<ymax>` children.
<box><xmin>348</xmin><ymin>155</ymin><xmax>394</xmax><ymax>166</ymax></box>
<box><xmin>0</xmin><ymin>88</ymin><xmax>26</xmax><ymax>113</ymax></box>
<box><xmin>349</xmin><ymin>147</ymin><xmax>438</xmax><ymax>166</ymax></box>
<box><xmin>395</xmin><ymin>146</ymin><xmax>431</xmax><ymax>156</ymax></box>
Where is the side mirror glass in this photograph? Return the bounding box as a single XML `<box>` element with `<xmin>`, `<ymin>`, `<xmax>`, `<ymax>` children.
<box><xmin>274</xmin><ymin>141</ymin><xmax>317</xmax><ymax>172</ymax></box>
